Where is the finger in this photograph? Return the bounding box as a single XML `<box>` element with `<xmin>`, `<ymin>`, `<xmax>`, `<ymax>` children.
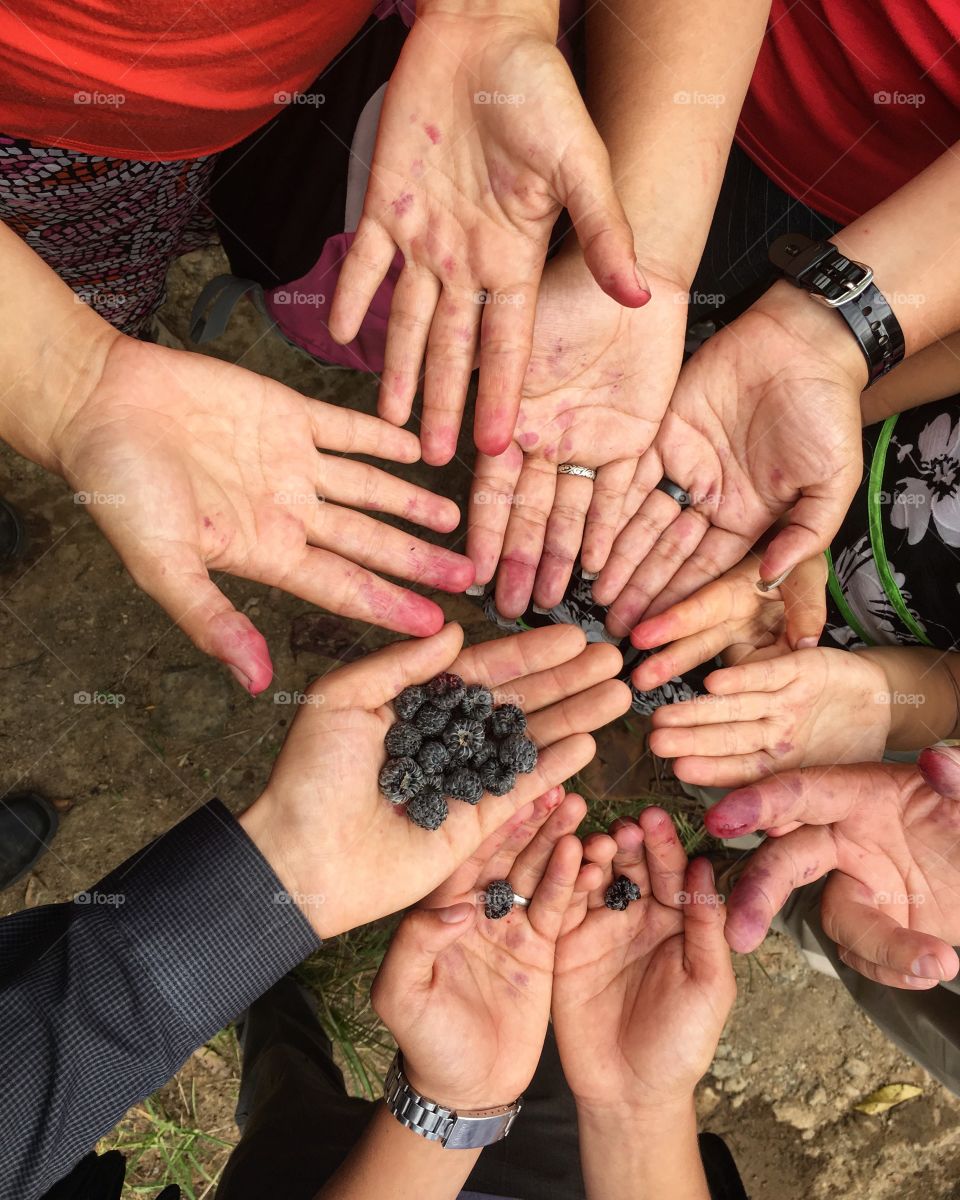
<box><xmin>649</xmin><ymin>719</ymin><xmax>771</xmax><ymax>762</ymax></box>
<box><xmin>640</xmin><ymin>528</ymin><xmax>756</xmax><ymax>620</ymax></box>
<box><xmin>379</xmin><ymin>265</ymin><xmax>442</xmax><ymax>425</ymax></box>
<box><xmin>918</xmin><ymin>744</ymin><xmax>960</xmax><ymax>800</ymax></box>
<box><xmin>475</xmin><ymin>281</ymin><xmax>540</xmax><ymax>458</ymax></box>
<box><xmin>609</xmin><ymin>819</ymin><xmax>650</xmax><ymax>898</ymax></box>
<box><xmin>308</xmin><ymin>396</ymin><xmax>421</xmax><ymax>464</ymax></box>
<box><xmin>475</xmin><ymin>734</ymin><xmax>598</xmax><ymax>837</ymax></box>
<box><xmin>318</xmin><ymin>622</ymin><xmax>465</xmax><ymax>710</ymax></box>
<box><xmin>682</xmin><ymin>858</ymin><xmax>735</xmax><ymax>986</ymax></box>
<box><xmin>582</xmin><ymin>831</ymin><xmax>619</xmax><ymax>907</ymax></box>
<box><xmin>421</xmin><ymin>288</ymin><xmax>482</xmax><ymax>466</ymax></box>
<box><xmin>509</xmin><ymin>793</ymin><xmax>586</xmax><ymax>904</ymax></box>
<box><xmin>702</xmin><ymin>656</ymin><xmax>796</xmax><ymax>696</ymax></box>
<box><xmin>605</xmin><ymin>509</ymin><xmax>711</xmax><ymax>636</ymax></box>
<box><xmin>822</xmin><ymin>872</ymin><xmax>960</xmax><ymax>982</ymax></box>
<box><xmin>837</xmin><ymin>946</ymin><xmax>941</xmax><ymax>990</ymax></box>
<box><xmin>455</xmin><ymin>624</ymin><xmax>588</xmax><ymax>694</ymax></box>
<box><xmin>672</xmin><ymin>753</ymin><xmax>780</xmax><ymax>789</ymax></box>
<box><xmin>129</xmin><ymin>545</ymin><xmax>273</xmax><ymax>694</ymax></box>
<box><xmin>631</xmin><ymin>573</ymin><xmax>742</xmax><ymax>652</ymax></box>
<box><xmin>582</xmin><ymin>459</ymin><xmax>637</xmax><ymax>575</ymax></box>
<box><xmin>780</xmin><ymin>554</ymin><xmax>829</xmax><ymax>650</ymax></box>
<box><xmin>328</xmin><ymin>217</ymin><xmax>397</xmax><ymax>344</ymax></box>
<box><xmin>533</xmin><ymin>472</ymin><xmax>593</xmax><ymax>609</ymax></box>
<box><xmin>494</xmin><ymin>457</ymin><xmax>558</xmax><ymax>618</ymax></box>
<box><xmin>316</xmin><ymin>455</ymin><xmax>460</xmax><ymax>533</ymax></box>
<box><xmin>468</xmin><ymin>446</ymin><xmax>524</xmax><ymax>587</ymax></box>
<box><xmin>526</xmin><ymin>835</ymin><xmax>584</xmax><ymax>941</ymax></box>
<box><xmin>703</xmin><ymin>766</ymin><xmax>863</xmax><ymax>840</ymax></box>
<box><xmin>592</xmin><ymin>490</ymin><xmax>680</xmax><ymax>607</ymax></box>
<box><xmin>651</xmin><ymin>691</ymin><xmax>772</xmax><ymax>729</ymax></box>
<box><xmin>559</xmin><ymin>140</ymin><xmax>649</xmax><ymax>308</ymax></box>
<box><xmin>507</xmin><ymin>641</ymin><xmax>626</xmax><ymax>714</ymax></box>
<box><xmin>639</xmin><ymin>807</ymin><xmax>688</xmax><ymax>908</ymax></box>
<box><xmin>723</xmin><ymin>826</ymin><xmax>837</xmax><ymax>953</ymax></box>
<box><xmin>561</xmin><ymin>861</ymin><xmax>604</xmax><ymax>935</ymax></box>
<box><xmin>305</xmin><ymin>502</ymin><xmax>474</xmax><ymax>593</ymax></box>
<box><xmin>372</xmin><ymin>902</ymin><xmax>475</xmax><ymax>1008</ymax></box>
<box><xmin>760</xmin><ymin>477</ymin><xmax>860</xmax><ymax>585</ymax></box>
<box><xmin>632</xmin><ymin>623</ymin><xmax>756</xmax><ymax>692</ymax></box>
<box><xmin>526</xmin><ymin>678</ymin><xmax>633</xmax><ymax>747</ymax></box>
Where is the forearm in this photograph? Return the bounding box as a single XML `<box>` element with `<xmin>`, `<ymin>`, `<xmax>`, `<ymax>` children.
<box><xmin>577</xmin><ymin>1098</ymin><xmax>709</xmax><ymax>1200</ymax></box>
<box><xmin>857</xmin><ymin>647</ymin><xmax>960</xmax><ymax>749</ymax></box>
<box><xmin>317</xmin><ymin>1104</ymin><xmax>480</xmax><ymax>1200</ymax></box>
<box><xmin>584</xmin><ymin>0</ymin><xmax>770</xmax><ymax>283</ymax></box>
<box><xmin>860</xmin><ymin>331</ymin><xmax>960</xmax><ymax>426</ymax></box>
<box><xmin>0</xmin><ymin>220</ymin><xmax>118</xmax><ymax>473</ymax></box>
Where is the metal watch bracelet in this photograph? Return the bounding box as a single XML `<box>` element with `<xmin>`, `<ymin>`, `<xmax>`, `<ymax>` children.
<box><xmin>383</xmin><ymin>1051</ymin><xmax>522</xmax><ymax>1149</ymax></box>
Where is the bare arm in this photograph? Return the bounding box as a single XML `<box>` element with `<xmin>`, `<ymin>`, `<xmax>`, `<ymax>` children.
<box><xmin>857</xmin><ymin>646</ymin><xmax>960</xmax><ymax>750</ymax></box>
<box><xmin>861</xmin><ymin>331</ymin><xmax>960</xmax><ymax>426</ymax></box>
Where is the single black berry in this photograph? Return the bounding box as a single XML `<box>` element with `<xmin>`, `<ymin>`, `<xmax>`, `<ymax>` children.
<box><xmin>484</xmin><ymin>879</ymin><xmax>515</xmax><ymax>919</ymax></box>
<box><xmin>443</xmin><ymin>766</ymin><xmax>483</xmax><ymax>805</ymax></box>
<box><xmin>460</xmin><ymin>684</ymin><xmax>494</xmax><ymax>720</ymax></box>
<box><xmin>378</xmin><ymin>757</ymin><xmax>424</xmax><ymax>804</ymax></box>
<box><xmin>407</xmin><ymin>785</ymin><xmax>448</xmax><ymax>831</ymax></box>
<box><xmin>427</xmin><ymin>672</ymin><xmax>466</xmax><ymax>710</ymax></box>
<box><xmin>413</xmin><ymin>702</ymin><xmax>449</xmax><ymax>737</ymax></box>
<box><xmin>417</xmin><ymin>739</ymin><xmax>451</xmax><ymax>774</ymax></box>
<box><xmin>490</xmin><ymin>703</ymin><xmax>526</xmax><ymax>738</ymax></box>
<box><xmin>479</xmin><ymin>758</ymin><xmax>517</xmax><ymax>797</ymax></box>
<box><xmin>442</xmin><ymin>717</ymin><xmax>486</xmax><ymax>763</ymax></box>
<box><xmin>385</xmin><ymin>722</ymin><xmax>422</xmax><ymax>758</ymax></box>
<box><xmin>394</xmin><ymin>685</ymin><xmax>427</xmax><ymax>721</ymax></box>
<box><xmin>620</xmin><ymin>877</ymin><xmax>642</xmax><ymax>902</ymax></box>
<box><xmin>472</xmin><ymin>740</ymin><xmax>496</xmax><ymax>768</ymax></box>
<box><xmin>604</xmin><ymin>875</ymin><xmax>642</xmax><ymax>911</ymax></box>
<box><xmin>498</xmin><ymin>734</ymin><xmax>538</xmax><ymax>774</ymax></box>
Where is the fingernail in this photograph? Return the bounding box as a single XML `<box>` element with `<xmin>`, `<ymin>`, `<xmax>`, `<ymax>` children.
<box><xmin>795</xmin><ymin>636</ymin><xmax>819</xmax><ymax>650</ymax></box>
<box><xmin>228</xmin><ymin>664</ymin><xmax>254</xmax><ymax>693</ymax></box>
<box><xmin>581</xmin><ymin>569</ymin><xmax>599</xmax><ymax>582</ymax></box>
<box><xmin>757</xmin><ymin>567</ymin><xmax>792</xmax><ymax>593</ymax></box>
<box><xmin>465</xmin><ymin>583</ymin><xmax>487</xmax><ymax>597</ymax></box>
<box><xmin>912</xmin><ymin>954</ymin><xmax>944</xmax><ymax>980</ymax></box>
<box><xmin>440</xmin><ymin>903</ymin><xmax>474</xmax><ymax>924</ymax></box>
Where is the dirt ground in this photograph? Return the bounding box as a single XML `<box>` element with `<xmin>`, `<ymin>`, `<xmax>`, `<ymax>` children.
<box><xmin>3</xmin><ymin>247</ymin><xmax>960</xmax><ymax>1198</ymax></box>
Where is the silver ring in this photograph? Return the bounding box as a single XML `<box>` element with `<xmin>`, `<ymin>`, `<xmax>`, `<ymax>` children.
<box><xmin>511</xmin><ymin>892</ymin><xmax>531</xmax><ymax>909</ymax></box>
<box><xmin>655</xmin><ymin>477</ymin><xmax>691</xmax><ymax>508</ymax></box>
<box><xmin>558</xmin><ymin>463</ymin><xmax>597</xmax><ymax>481</ymax></box>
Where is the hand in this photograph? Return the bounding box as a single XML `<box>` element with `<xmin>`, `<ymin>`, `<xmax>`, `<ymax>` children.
<box><xmin>328</xmin><ymin>4</ymin><xmax>648</xmax><ymax>466</ymax></box>
<box><xmin>468</xmin><ymin>252</ymin><xmax>687</xmax><ymax>617</ymax></box>
<box><xmin>553</xmin><ymin>808</ymin><xmax>736</xmax><ymax>1112</ymax></box>
<box><xmin>52</xmin><ymin>335</ymin><xmax>475</xmax><ymax>692</ymax></box>
<box><xmin>649</xmin><ymin>646</ymin><xmax>891</xmax><ymax>787</ymax></box>
<box><xmin>630</xmin><ymin>549</ymin><xmax>828</xmax><ymax>692</ymax></box>
<box><xmin>372</xmin><ymin>788</ymin><xmax>599</xmax><ymax>1108</ymax></box>
<box><xmin>239</xmin><ymin>623</ymin><xmax>631</xmax><ymax>940</ymax></box>
<box><xmin>704</xmin><ymin>747</ymin><xmax>960</xmax><ymax>987</ymax></box>
<box><xmin>592</xmin><ymin>281</ymin><xmax>868</xmax><ymax>632</ymax></box>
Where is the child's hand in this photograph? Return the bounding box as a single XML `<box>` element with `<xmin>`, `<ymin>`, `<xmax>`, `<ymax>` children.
<box><xmin>649</xmin><ymin>647</ymin><xmax>892</xmax><ymax>787</ymax></box>
<box><xmin>372</xmin><ymin>790</ymin><xmax>600</xmax><ymax>1111</ymax></box>
<box><xmin>628</xmin><ymin>551</ymin><xmax>827</xmax><ymax>692</ymax></box>
<box><xmin>553</xmin><ymin>809</ymin><xmax>736</xmax><ymax>1114</ymax></box>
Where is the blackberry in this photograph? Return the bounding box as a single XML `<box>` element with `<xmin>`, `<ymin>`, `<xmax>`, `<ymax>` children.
<box><xmin>407</xmin><ymin>785</ymin><xmax>448</xmax><ymax>831</ymax></box>
<box><xmin>498</xmin><ymin>734</ymin><xmax>538</xmax><ymax>774</ymax></box>
<box><xmin>413</xmin><ymin>702</ymin><xmax>449</xmax><ymax>737</ymax></box>
<box><xmin>378</xmin><ymin>757</ymin><xmax>424</xmax><ymax>805</ymax></box>
<box><xmin>460</xmin><ymin>684</ymin><xmax>494</xmax><ymax>721</ymax></box>
<box><xmin>427</xmin><ymin>672</ymin><xmax>466</xmax><ymax>710</ymax></box>
<box><xmin>442</xmin><ymin>717</ymin><xmax>486</xmax><ymax>763</ymax></box>
<box><xmin>479</xmin><ymin>758</ymin><xmax>517</xmax><ymax>797</ymax></box>
<box><xmin>604</xmin><ymin>875</ymin><xmax>642</xmax><ymax>911</ymax></box>
<box><xmin>417</xmin><ymin>739</ymin><xmax>451</xmax><ymax>775</ymax></box>
<box><xmin>394</xmin><ymin>685</ymin><xmax>427</xmax><ymax>721</ymax></box>
<box><xmin>385</xmin><ymin>722</ymin><xmax>422</xmax><ymax>758</ymax></box>
<box><xmin>472</xmin><ymin>740</ymin><xmax>496</xmax><ymax>768</ymax></box>
<box><xmin>443</xmin><ymin>766</ymin><xmax>483</xmax><ymax>805</ymax></box>
<box><xmin>490</xmin><ymin>704</ymin><xmax>526</xmax><ymax>738</ymax></box>
<box><xmin>484</xmin><ymin>879</ymin><xmax>515</xmax><ymax>920</ymax></box>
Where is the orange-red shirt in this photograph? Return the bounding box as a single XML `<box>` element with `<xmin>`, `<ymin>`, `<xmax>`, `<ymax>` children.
<box><xmin>738</xmin><ymin>0</ymin><xmax>960</xmax><ymax>224</ymax></box>
<box><xmin>0</xmin><ymin>0</ymin><xmax>374</xmax><ymax>159</ymax></box>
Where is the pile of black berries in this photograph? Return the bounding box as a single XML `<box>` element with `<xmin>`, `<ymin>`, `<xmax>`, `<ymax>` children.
<box><xmin>378</xmin><ymin>673</ymin><xmax>539</xmax><ymax>830</ymax></box>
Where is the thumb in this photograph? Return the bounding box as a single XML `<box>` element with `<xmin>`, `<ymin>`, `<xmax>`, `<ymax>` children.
<box><xmin>778</xmin><ymin>553</ymin><xmax>828</xmax><ymax>650</ymax></box>
<box><xmin>918</xmin><ymin>744</ymin><xmax>960</xmax><ymax>800</ymax></box>
<box><xmin>557</xmin><ymin>139</ymin><xmax>650</xmax><ymax>309</ymax></box>
<box><xmin>132</xmin><ymin>546</ymin><xmax>273</xmax><ymax>694</ymax></box>
<box><xmin>682</xmin><ymin>859</ymin><xmax>732</xmax><ymax>981</ymax></box>
<box><xmin>377</xmin><ymin>904</ymin><xmax>475</xmax><ymax>999</ymax></box>
<box><xmin>759</xmin><ymin>484</ymin><xmax>855</xmax><ymax>586</ymax></box>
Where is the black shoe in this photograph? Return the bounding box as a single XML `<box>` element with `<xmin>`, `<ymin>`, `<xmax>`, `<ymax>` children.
<box><xmin>0</xmin><ymin>791</ymin><xmax>59</xmax><ymax>890</ymax></box>
<box><xmin>0</xmin><ymin>496</ymin><xmax>27</xmax><ymax>569</ymax></box>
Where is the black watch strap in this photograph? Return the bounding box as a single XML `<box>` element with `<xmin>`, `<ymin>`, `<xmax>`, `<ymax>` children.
<box><xmin>769</xmin><ymin>232</ymin><xmax>905</xmax><ymax>385</ymax></box>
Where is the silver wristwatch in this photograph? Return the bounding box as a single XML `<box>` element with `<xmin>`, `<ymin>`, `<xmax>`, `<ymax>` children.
<box><xmin>383</xmin><ymin>1052</ymin><xmax>522</xmax><ymax>1149</ymax></box>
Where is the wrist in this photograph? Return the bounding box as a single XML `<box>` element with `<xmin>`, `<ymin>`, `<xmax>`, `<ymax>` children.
<box><xmin>576</xmin><ymin>1091</ymin><xmax>697</xmax><ymax>1131</ymax></box>
<box><xmin>415</xmin><ymin>0</ymin><xmax>558</xmax><ymax>37</ymax></box>
<box><xmin>403</xmin><ymin>1059</ymin><xmax>524</xmax><ymax>1113</ymax></box>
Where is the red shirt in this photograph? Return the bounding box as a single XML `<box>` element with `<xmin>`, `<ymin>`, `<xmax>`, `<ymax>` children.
<box><xmin>737</xmin><ymin>0</ymin><xmax>960</xmax><ymax>224</ymax></box>
<box><xmin>0</xmin><ymin>1</ymin><xmax>373</xmax><ymax>160</ymax></box>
